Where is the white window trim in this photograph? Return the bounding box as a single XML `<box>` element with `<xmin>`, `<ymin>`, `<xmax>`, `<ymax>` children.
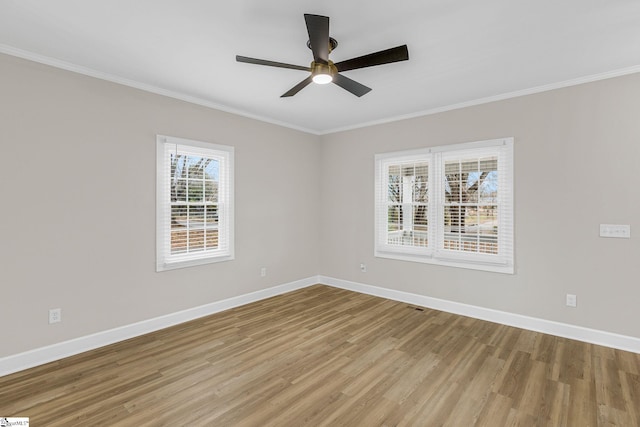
<box><xmin>375</xmin><ymin>138</ymin><xmax>514</xmax><ymax>274</ymax></box>
<box><xmin>375</xmin><ymin>149</ymin><xmax>434</xmax><ymax>259</ymax></box>
<box><xmin>156</xmin><ymin>135</ymin><xmax>234</xmax><ymax>272</ymax></box>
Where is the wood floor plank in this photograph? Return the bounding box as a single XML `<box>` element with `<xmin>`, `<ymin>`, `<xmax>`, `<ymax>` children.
<box><xmin>535</xmin><ymin>379</ymin><xmax>570</xmax><ymax>426</ymax></box>
<box><xmin>567</xmin><ymin>378</ymin><xmax>599</xmax><ymax>426</ymax></box>
<box><xmin>621</xmin><ymin>371</ymin><xmax>640</xmax><ymax>425</ymax></box>
<box><xmin>445</xmin><ymin>353</ymin><xmax>505</xmax><ymax>425</ymax></box>
<box><xmin>1</xmin><ymin>284</ymin><xmax>639</xmax><ymax>426</ymax></box>
<box><xmin>475</xmin><ymin>392</ymin><xmax>514</xmax><ymax>426</ymax></box>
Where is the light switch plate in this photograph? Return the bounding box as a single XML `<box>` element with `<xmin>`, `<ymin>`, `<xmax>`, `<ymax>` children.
<box><xmin>599</xmin><ymin>224</ymin><xmax>630</xmax><ymax>238</ymax></box>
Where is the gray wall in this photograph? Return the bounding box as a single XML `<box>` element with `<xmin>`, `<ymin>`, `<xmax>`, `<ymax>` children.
<box><xmin>319</xmin><ymin>72</ymin><xmax>640</xmax><ymax>338</ymax></box>
<box><xmin>0</xmin><ymin>53</ymin><xmax>321</xmax><ymax>357</ymax></box>
<box><xmin>2</xmin><ymin>51</ymin><xmax>639</xmax><ymax>361</ymax></box>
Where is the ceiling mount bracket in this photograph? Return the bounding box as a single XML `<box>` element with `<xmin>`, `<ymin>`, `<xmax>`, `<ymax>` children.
<box><xmin>307</xmin><ymin>37</ymin><xmax>338</xmax><ymax>53</ymax></box>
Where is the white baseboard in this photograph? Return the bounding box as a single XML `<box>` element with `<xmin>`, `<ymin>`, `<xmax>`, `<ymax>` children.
<box><xmin>3</xmin><ymin>274</ymin><xmax>638</xmax><ymax>377</ymax></box>
<box><xmin>319</xmin><ymin>276</ymin><xmax>640</xmax><ymax>354</ymax></box>
<box><xmin>0</xmin><ymin>276</ymin><xmax>320</xmax><ymax>377</ymax></box>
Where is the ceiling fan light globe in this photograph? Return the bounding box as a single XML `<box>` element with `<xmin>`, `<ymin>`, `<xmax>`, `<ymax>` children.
<box><xmin>312</xmin><ymin>73</ymin><xmax>333</xmax><ymax>84</ymax></box>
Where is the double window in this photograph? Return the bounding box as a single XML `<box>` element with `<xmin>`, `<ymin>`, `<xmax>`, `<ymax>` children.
<box><xmin>156</xmin><ymin>135</ymin><xmax>234</xmax><ymax>271</ymax></box>
<box><xmin>375</xmin><ymin>138</ymin><xmax>514</xmax><ymax>273</ymax></box>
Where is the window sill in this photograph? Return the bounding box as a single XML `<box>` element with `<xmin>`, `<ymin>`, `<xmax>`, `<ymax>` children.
<box><xmin>156</xmin><ymin>254</ymin><xmax>234</xmax><ymax>272</ymax></box>
<box><xmin>374</xmin><ymin>250</ymin><xmax>514</xmax><ymax>274</ymax></box>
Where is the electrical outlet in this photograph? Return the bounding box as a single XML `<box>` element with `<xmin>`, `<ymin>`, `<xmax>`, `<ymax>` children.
<box><xmin>260</xmin><ymin>267</ymin><xmax>267</xmax><ymax>277</ymax></box>
<box><xmin>49</xmin><ymin>308</ymin><xmax>62</xmax><ymax>324</ymax></box>
<box><xmin>566</xmin><ymin>294</ymin><xmax>577</xmax><ymax>308</ymax></box>
<box><xmin>360</xmin><ymin>263</ymin><xmax>367</xmax><ymax>273</ymax></box>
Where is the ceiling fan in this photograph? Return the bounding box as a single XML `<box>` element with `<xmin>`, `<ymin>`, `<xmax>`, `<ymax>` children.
<box><xmin>236</xmin><ymin>14</ymin><xmax>409</xmax><ymax>98</ymax></box>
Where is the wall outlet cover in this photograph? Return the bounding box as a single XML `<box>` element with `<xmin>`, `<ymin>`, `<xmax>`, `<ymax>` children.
<box><xmin>49</xmin><ymin>308</ymin><xmax>62</xmax><ymax>324</ymax></box>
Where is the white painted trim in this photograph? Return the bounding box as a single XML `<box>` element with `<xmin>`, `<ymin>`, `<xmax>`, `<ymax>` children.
<box><xmin>321</xmin><ymin>65</ymin><xmax>640</xmax><ymax>135</ymax></box>
<box><xmin>0</xmin><ymin>44</ymin><xmax>320</xmax><ymax>136</ymax></box>
<box><xmin>0</xmin><ymin>276</ymin><xmax>320</xmax><ymax>377</ymax></box>
<box><xmin>2</xmin><ymin>43</ymin><xmax>640</xmax><ymax>136</ymax></box>
<box><xmin>319</xmin><ymin>276</ymin><xmax>640</xmax><ymax>354</ymax></box>
<box><xmin>155</xmin><ymin>135</ymin><xmax>235</xmax><ymax>272</ymax></box>
<box><xmin>3</xmin><ymin>274</ymin><xmax>638</xmax><ymax>377</ymax></box>
<box><xmin>374</xmin><ymin>138</ymin><xmax>514</xmax><ymax>274</ymax></box>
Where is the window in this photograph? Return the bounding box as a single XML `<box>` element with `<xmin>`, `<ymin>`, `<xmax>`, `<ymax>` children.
<box><xmin>156</xmin><ymin>135</ymin><xmax>234</xmax><ymax>271</ymax></box>
<box><xmin>375</xmin><ymin>138</ymin><xmax>513</xmax><ymax>273</ymax></box>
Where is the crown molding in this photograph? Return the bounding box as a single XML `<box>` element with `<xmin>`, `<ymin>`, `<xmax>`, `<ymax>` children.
<box><xmin>2</xmin><ymin>43</ymin><xmax>639</xmax><ymax>137</ymax></box>
<box><xmin>320</xmin><ymin>64</ymin><xmax>640</xmax><ymax>135</ymax></box>
<box><xmin>0</xmin><ymin>44</ymin><xmax>321</xmax><ymax>135</ymax></box>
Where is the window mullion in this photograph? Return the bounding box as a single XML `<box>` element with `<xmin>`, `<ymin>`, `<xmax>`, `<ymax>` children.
<box><xmin>432</xmin><ymin>152</ymin><xmax>442</xmax><ymax>255</ymax></box>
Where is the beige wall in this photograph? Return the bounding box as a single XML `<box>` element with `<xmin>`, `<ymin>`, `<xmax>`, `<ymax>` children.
<box><xmin>2</xmin><ymin>51</ymin><xmax>639</xmax><ymax>361</ymax></box>
<box><xmin>0</xmin><ymin>53</ymin><xmax>320</xmax><ymax>357</ymax></box>
<box><xmin>319</xmin><ymin>72</ymin><xmax>640</xmax><ymax>338</ymax></box>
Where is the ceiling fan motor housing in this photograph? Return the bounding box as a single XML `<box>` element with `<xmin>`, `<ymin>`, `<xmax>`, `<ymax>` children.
<box><xmin>311</xmin><ymin>60</ymin><xmax>337</xmax><ymax>80</ymax></box>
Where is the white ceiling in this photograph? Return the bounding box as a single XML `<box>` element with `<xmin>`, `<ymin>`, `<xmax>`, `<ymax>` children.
<box><xmin>2</xmin><ymin>0</ymin><xmax>640</xmax><ymax>134</ymax></box>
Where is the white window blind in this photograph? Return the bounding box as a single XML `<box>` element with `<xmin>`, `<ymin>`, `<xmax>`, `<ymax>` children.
<box><xmin>156</xmin><ymin>135</ymin><xmax>234</xmax><ymax>271</ymax></box>
<box><xmin>376</xmin><ymin>151</ymin><xmax>432</xmax><ymax>257</ymax></box>
<box><xmin>375</xmin><ymin>138</ymin><xmax>514</xmax><ymax>274</ymax></box>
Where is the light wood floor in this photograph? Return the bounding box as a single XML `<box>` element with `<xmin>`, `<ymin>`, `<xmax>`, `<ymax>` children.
<box><xmin>1</xmin><ymin>285</ymin><xmax>639</xmax><ymax>426</ymax></box>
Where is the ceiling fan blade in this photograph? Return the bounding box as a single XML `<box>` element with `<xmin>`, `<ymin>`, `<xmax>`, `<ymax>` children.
<box><xmin>334</xmin><ymin>45</ymin><xmax>409</xmax><ymax>72</ymax></box>
<box><xmin>281</xmin><ymin>76</ymin><xmax>314</xmax><ymax>97</ymax></box>
<box><xmin>236</xmin><ymin>55</ymin><xmax>310</xmax><ymax>72</ymax></box>
<box><xmin>304</xmin><ymin>14</ymin><xmax>330</xmax><ymax>64</ymax></box>
<box><xmin>332</xmin><ymin>73</ymin><xmax>372</xmax><ymax>97</ymax></box>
